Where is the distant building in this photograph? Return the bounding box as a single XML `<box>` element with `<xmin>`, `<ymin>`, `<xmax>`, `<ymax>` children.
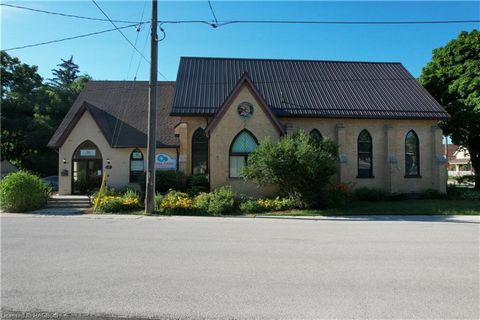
<box><xmin>445</xmin><ymin>144</ymin><xmax>474</xmax><ymax>176</ymax></box>
<box><xmin>48</xmin><ymin>57</ymin><xmax>449</xmax><ymax>196</ymax></box>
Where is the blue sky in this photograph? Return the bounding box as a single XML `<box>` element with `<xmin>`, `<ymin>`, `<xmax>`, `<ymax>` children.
<box><xmin>1</xmin><ymin>1</ymin><xmax>479</xmax><ymax>81</ymax></box>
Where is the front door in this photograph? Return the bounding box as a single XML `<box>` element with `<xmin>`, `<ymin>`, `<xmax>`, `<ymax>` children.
<box><xmin>72</xmin><ymin>159</ymin><xmax>103</xmax><ymax>194</ymax></box>
<box><xmin>71</xmin><ymin>140</ymin><xmax>103</xmax><ymax>194</ymax></box>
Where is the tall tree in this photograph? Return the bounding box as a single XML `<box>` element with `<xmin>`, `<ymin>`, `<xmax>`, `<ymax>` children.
<box><xmin>419</xmin><ymin>30</ymin><xmax>480</xmax><ymax>189</ymax></box>
<box><xmin>49</xmin><ymin>56</ymin><xmax>80</xmax><ymax>87</ymax></box>
<box><xmin>1</xmin><ymin>52</ymin><xmax>89</xmax><ymax>176</ymax></box>
<box><xmin>1</xmin><ymin>51</ymin><xmax>43</xmax><ymax>169</ymax></box>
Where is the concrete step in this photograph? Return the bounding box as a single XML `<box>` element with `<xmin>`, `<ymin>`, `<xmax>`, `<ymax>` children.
<box><xmin>47</xmin><ymin>196</ymin><xmax>91</xmax><ymax>208</ymax></box>
<box><xmin>47</xmin><ymin>203</ymin><xmax>91</xmax><ymax>208</ymax></box>
<box><xmin>49</xmin><ymin>199</ymin><xmax>91</xmax><ymax>204</ymax></box>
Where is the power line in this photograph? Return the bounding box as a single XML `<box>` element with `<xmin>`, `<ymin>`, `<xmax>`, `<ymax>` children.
<box><xmin>91</xmin><ymin>0</ymin><xmax>148</xmax><ymax>63</ymax></box>
<box><xmin>3</xmin><ymin>23</ymin><xmax>139</xmax><ymax>51</ymax></box>
<box><xmin>1</xmin><ymin>3</ymin><xmax>148</xmax><ymax>24</ymax></box>
<box><xmin>207</xmin><ymin>0</ymin><xmax>219</xmax><ymax>26</ymax></box>
<box><xmin>3</xmin><ymin>3</ymin><xmax>478</xmax><ymax>26</ymax></box>
<box><xmin>214</xmin><ymin>19</ymin><xmax>480</xmax><ymax>26</ymax></box>
<box><xmin>0</xmin><ymin>3</ymin><xmax>144</xmax><ymax>23</ymax></box>
<box><xmin>90</xmin><ymin>0</ymin><xmax>167</xmax><ymax>81</ymax></box>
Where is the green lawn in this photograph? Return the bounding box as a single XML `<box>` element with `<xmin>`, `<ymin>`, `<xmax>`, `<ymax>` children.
<box><xmin>260</xmin><ymin>200</ymin><xmax>480</xmax><ymax>216</ymax></box>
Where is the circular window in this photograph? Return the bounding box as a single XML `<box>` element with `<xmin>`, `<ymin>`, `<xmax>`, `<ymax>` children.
<box><xmin>237</xmin><ymin>102</ymin><xmax>254</xmax><ymax>118</ymax></box>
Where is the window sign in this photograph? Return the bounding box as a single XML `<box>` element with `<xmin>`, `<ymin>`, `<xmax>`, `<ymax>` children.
<box><xmin>130</xmin><ymin>160</ymin><xmax>144</xmax><ymax>172</ymax></box>
<box><xmin>155</xmin><ymin>154</ymin><xmax>177</xmax><ymax>170</ymax></box>
<box><xmin>132</xmin><ymin>151</ymin><xmax>143</xmax><ymax>159</ymax></box>
<box><xmin>80</xmin><ymin>149</ymin><xmax>96</xmax><ymax>157</ymax></box>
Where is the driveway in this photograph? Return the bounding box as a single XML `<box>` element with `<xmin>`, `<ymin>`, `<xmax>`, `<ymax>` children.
<box><xmin>1</xmin><ymin>214</ymin><xmax>479</xmax><ymax>319</ymax></box>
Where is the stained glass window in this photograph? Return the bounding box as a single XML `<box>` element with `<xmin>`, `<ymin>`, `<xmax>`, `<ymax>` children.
<box><xmin>405</xmin><ymin>130</ymin><xmax>420</xmax><ymax>176</ymax></box>
<box><xmin>229</xmin><ymin>130</ymin><xmax>258</xmax><ymax>178</ymax></box>
<box><xmin>358</xmin><ymin>130</ymin><xmax>373</xmax><ymax>177</ymax></box>
<box><xmin>192</xmin><ymin>128</ymin><xmax>208</xmax><ymax>174</ymax></box>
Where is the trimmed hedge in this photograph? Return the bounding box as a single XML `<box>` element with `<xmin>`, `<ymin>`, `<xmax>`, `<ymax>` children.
<box><xmin>0</xmin><ymin>171</ymin><xmax>50</xmax><ymax>212</ymax></box>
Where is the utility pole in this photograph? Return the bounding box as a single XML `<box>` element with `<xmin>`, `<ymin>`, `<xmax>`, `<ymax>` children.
<box><xmin>145</xmin><ymin>0</ymin><xmax>158</xmax><ymax>214</ymax></box>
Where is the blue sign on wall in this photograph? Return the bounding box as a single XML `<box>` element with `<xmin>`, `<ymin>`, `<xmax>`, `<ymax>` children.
<box><xmin>155</xmin><ymin>154</ymin><xmax>177</xmax><ymax>170</ymax></box>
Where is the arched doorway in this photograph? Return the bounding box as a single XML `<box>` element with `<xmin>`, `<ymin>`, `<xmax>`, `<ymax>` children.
<box><xmin>72</xmin><ymin>140</ymin><xmax>103</xmax><ymax>194</ymax></box>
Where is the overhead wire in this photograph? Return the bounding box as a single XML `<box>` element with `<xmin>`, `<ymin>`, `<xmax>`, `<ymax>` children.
<box><xmin>3</xmin><ymin>3</ymin><xmax>479</xmax><ymax>26</ymax></box>
<box><xmin>111</xmin><ymin>0</ymin><xmax>149</xmax><ymax>147</ymax></box>
<box><xmin>207</xmin><ymin>0</ymin><xmax>219</xmax><ymax>27</ymax></box>
<box><xmin>3</xmin><ymin>23</ymin><xmax>142</xmax><ymax>51</ymax></box>
<box><xmin>1</xmin><ymin>3</ymin><xmax>148</xmax><ymax>24</ymax></box>
<box><xmin>90</xmin><ymin>0</ymin><xmax>168</xmax><ymax>81</ymax></box>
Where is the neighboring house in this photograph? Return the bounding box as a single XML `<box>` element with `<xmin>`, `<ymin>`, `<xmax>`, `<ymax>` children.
<box><xmin>0</xmin><ymin>159</ymin><xmax>19</xmax><ymax>179</ymax></box>
<box><xmin>48</xmin><ymin>57</ymin><xmax>449</xmax><ymax>196</ymax></box>
<box><xmin>445</xmin><ymin>144</ymin><xmax>474</xmax><ymax>176</ymax></box>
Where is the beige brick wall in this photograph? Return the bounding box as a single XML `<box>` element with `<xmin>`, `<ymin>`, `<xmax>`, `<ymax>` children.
<box><xmin>208</xmin><ymin>85</ymin><xmax>280</xmax><ymax>197</ymax></box>
<box><xmin>59</xmin><ymin>87</ymin><xmax>447</xmax><ymax>197</ymax></box>
<box><xmin>58</xmin><ymin>111</ymin><xmax>176</xmax><ymax>194</ymax></box>
<box><xmin>178</xmin><ymin>84</ymin><xmax>447</xmax><ymax>196</ymax></box>
<box><xmin>282</xmin><ymin>118</ymin><xmax>447</xmax><ymax>194</ymax></box>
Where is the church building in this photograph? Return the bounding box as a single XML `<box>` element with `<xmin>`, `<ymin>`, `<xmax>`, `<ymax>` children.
<box><xmin>48</xmin><ymin>57</ymin><xmax>449</xmax><ymax>196</ymax></box>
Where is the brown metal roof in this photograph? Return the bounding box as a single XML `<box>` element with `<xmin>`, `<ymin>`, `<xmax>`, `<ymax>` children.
<box><xmin>171</xmin><ymin>57</ymin><xmax>449</xmax><ymax>120</ymax></box>
<box><xmin>48</xmin><ymin>81</ymin><xmax>179</xmax><ymax>148</ymax></box>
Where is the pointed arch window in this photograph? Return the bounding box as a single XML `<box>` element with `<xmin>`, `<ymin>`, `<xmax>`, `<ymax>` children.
<box><xmin>405</xmin><ymin>130</ymin><xmax>420</xmax><ymax>177</ymax></box>
<box><xmin>192</xmin><ymin>128</ymin><xmax>208</xmax><ymax>174</ymax></box>
<box><xmin>130</xmin><ymin>148</ymin><xmax>144</xmax><ymax>182</ymax></box>
<box><xmin>309</xmin><ymin>129</ymin><xmax>323</xmax><ymax>145</ymax></box>
<box><xmin>358</xmin><ymin>130</ymin><xmax>373</xmax><ymax>178</ymax></box>
<box><xmin>229</xmin><ymin>130</ymin><xmax>258</xmax><ymax>178</ymax></box>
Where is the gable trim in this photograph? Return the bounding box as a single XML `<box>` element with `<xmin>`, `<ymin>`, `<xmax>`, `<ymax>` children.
<box><xmin>205</xmin><ymin>73</ymin><xmax>285</xmax><ymax>136</ymax></box>
<box><xmin>48</xmin><ymin>102</ymin><xmax>111</xmax><ymax>148</ymax></box>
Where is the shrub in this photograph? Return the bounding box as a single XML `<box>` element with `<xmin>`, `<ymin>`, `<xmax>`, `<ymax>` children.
<box><xmin>138</xmin><ymin>170</ymin><xmax>186</xmax><ymax>193</ymax></box>
<box><xmin>193</xmin><ymin>186</ymin><xmax>237</xmax><ymax>215</ymax></box>
<box><xmin>420</xmin><ymin>189</ymin><xmax>446</xmax><ymax>199</ymax></box>
<box><xmin>447</xmin><ymin>186</ymin><xmax>480</xmax><ymax>201</ymax></box>
<box><xmin>455</xmin><ymin>174</ymin><xmax>476</xmax><ymax>185</ymax></box>
<box><xmin>239</xmin><ymin>199</ymin><xmax>266</xmax><ymax>213</ymax></box>
<box><xmin>192</xmin><ymin>192</ymin><xmax>211</xmax><ymax>213</ymax></box>
<box><xmin>186</xmin><ymin>174</ymin><xmax>209</xmax><ymax>196</ymax></box>
<box><xmin>96</xmin><ymin>196</ymin><xmax>124</xmax><ymax>213</ymax></box>
<box><xmin>91</xmin><ymin>186</ymin><xmax>116</xmax><ymax>205</ymax></box>
<box><xmin>239</xmin><ymin>196</ymin><xmax>299</xmax><ymax>213</ymax></box>
<box><xmin>95</xmin><ymin>189</ymin><xmax>142</xmax><ymax>213</ymax></box>
<box><xmin>206</xmin><ymin>186</ymin><xmax>237</xmax><ymax>215</ymax></box>
<box><xmin>0</xmin><ymin>171</ymin><xmax>49</xmax><ymax>212</ymax></box>
<box><xmin>187</xmin><ymin>174</ymin><xmax>209</xmax><ymax>189</ymax></box>
<box><xmin>243</xmin><ymin>130</ymin><xmax>338</xmax><ymax>208</ymax></box>
<box><xmin>323</xmin><ymin>183</ymin><xmax>352</xmax><ymax>208</ymax></box>
<box><xmin>354</xmin><ymin>187</ymin><xmax>388</xmax><ymax>202</ymax></box>
<box><xmin>187</xmin><ymin>186</ymin><xmax>209</xmax><ymax>197</ymax></box>
<box><xmin>158</xmin><ymin>190</ymin><xmax>193</xmax><ymax>214</ymax></box>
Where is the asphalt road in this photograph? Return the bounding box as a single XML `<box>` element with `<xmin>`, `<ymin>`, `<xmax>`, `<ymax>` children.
<box><xmin>1</xmin><ymin>214</ymin><xmax>479</xmax><ymax>319</ymax></box>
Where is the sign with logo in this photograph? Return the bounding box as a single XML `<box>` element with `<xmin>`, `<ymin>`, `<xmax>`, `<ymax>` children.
<box><xmin>155</xmin><ymin>154</ymin><xmax>177</xmax><ymax>170</ymax></box>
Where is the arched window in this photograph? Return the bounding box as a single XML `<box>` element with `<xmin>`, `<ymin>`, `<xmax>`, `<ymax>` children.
<box><xmin>309</xmin><ymin>129</ymin><xmax>323</xmax><ymax>145</ymax></box>
<box><xmin>405</xmin><ymin>130</ymin><xmax>420</xmax><ymax>177</ymax></box>
<box><xmin>192</xmin><ymin>128</ymin><xmax>208</xmax><ymax>174</ymax></box>
<box><xmin>130</xmin><ymin>148</ymin><xmax>144</xmax><ymax>182</ymax></box>
<box><xmin>358</xmin><ymin>130</ymin><xmax>373</xmax><ymax>178</ymax></box>
<box><xmin>229</xmin><ymin>130</ymin><xmax>258</xmax><ymax>178</ymax></box>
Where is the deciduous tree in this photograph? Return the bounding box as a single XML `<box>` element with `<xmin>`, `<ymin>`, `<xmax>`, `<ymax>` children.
<box><xmin>243</xmin><ymin>131</ymin><xmax>338</xmax><ymax>207</ymax></box>
<box><xmin>419</xmin><ymin>30</ymin><xmax>480</xmax><ymax>189</ymax></box>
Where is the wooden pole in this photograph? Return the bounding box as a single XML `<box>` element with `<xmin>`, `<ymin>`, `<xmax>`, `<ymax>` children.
<box><xmin>145</xmin><ymin>0</ymin><xmax>158</xmax><ymax>214</ymax></box>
